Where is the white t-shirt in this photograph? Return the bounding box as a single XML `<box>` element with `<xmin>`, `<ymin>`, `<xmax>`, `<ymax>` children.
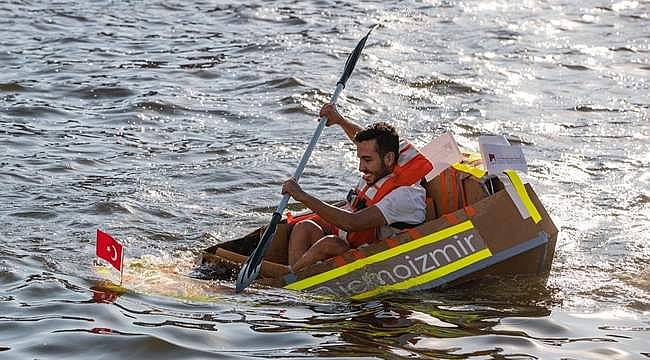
<box><xmin>374</xmin><ymin>184</ymin><xmax>427</xmax><ymax>239</ymax></box>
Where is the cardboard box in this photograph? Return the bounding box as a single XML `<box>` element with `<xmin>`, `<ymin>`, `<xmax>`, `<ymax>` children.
<box><xmin>424</xmin><ymin>166</ymin><xmax>492</xmax><ymax>220</ymax></box>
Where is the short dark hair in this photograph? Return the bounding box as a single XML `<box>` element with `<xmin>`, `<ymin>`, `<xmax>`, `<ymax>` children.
<box><xmin>354</xmin><ymin>122</ymin><xmax>399</xmax><ymax>160</ymax></box>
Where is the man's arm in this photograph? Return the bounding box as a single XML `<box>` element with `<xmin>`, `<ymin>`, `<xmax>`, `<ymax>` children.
<box><xmin>320</xmin><ymin>104</ymin><xmax>363</xmax><ymax>143</ymax></box>
<box><xmin>282</xmin><ymin>178</ymin><xmax>386</xmax><ymax>232</ymax></box>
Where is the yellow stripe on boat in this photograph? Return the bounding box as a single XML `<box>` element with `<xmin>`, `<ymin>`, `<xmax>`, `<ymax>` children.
<box><xmin>284</xmin><ymin>220</ymin><xmax>475</xmax><ymax>291</ymax></box>
<box><xmin>504</xmin><ymin>170</ymin><xmax>542</xmax><ymax>224</ymax></box>
<box><xmin>452</xmin><ymin>162</ymin><xmax>486</xmax><ymax>178</ymax></box>
<box><xmin>351</xmin><ymin>248</ymin><xmax>493</xmax><ymax>300</ymax></box>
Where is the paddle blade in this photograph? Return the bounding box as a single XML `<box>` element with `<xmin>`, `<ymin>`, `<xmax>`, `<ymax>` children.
<box><xmin>337</xmin><ymin>24</ymin><xmax>378</xmax><ymax>88</ymax></box>
<box><xmin>235</xmin><ymin>212</ymin><xmax>282</xmax><ymax>293</ymax></box>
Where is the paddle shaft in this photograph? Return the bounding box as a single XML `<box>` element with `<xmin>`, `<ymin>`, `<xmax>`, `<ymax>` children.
<box><xmin>275</xmin><ymin>83</ymin><xmax>345</xmax><ymax>213</ymax></box>
<box><xmin>235</xmin><ymin>26</ymin><xmax>377</xmax><ymax>293</ymax></box>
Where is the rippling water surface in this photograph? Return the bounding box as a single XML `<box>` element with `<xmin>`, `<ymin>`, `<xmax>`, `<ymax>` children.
<box><xmin>1</xmin><ymin>1</ymin><xmax>649</xmax><ymax>359</ymax></box>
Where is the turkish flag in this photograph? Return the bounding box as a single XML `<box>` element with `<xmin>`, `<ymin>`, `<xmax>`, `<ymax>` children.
<box><xmin>96</xmin><ymin>229</ymin><xmax>123</xmax><ymax>271</ymax></box>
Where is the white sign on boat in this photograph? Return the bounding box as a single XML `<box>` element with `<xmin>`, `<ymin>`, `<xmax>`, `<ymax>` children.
<box><xmin>419</xmin><ymin>132</ymin><xmax>463</xmax><ymax>181</ymax></box>
<box><xmin>479</xmin><ymin>135</ymin><xmax>528</xmax><ymax>175</ymax></box>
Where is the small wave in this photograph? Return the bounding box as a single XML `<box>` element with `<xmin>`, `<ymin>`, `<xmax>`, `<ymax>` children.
<box><xmin>3</xmin><ymin>105</ymin><xmax>66</xmax><ymax>117</ymax></box>
<box><xmin>489</xmin><ymin>29</ymin><xmax>521</xmax><ymax>40</ymax></box>
<box><xmin>246</xmin><ymin>9</ymin><xmax>309</xmax><ymax>26</ymax></box>
<box><xmin>180</xmin><ymin>54</ymin><xmax>227</xmax><ymax>69</ymax></box>
<box><xmin>559</xmin><ymin>122</ymin><xmax>593</xmax><ymax>129</ymax></box>
<box><xmin>187</xmin><ymin>70</ymin><xmax>220</xmax><ymax>79</ymax></box>
<box><xmin>73</xmin><ymin>158</ymin><xmax>102</xmax><ymax>167</ymax></box>
<box><xmin>279</xmin><ymin>105</ymin><xmax>313</xmax><ymax>114</ymax></box>
<box><xmin>119</xmin><ymin>60</ymin><xmax>168</xmax><ymax>69</ymax></box>
<box><xmin>278</xmin><ymin>88</ymin><xmax>330</xmax><ymax>114</ymax></box>
<box><xmin>46</xmin><ymin>323</ymin><xmax>222</xmax><ymax>358</ymax></box>
<box><xmin>132</xmin><ymin>101</ymin><xmax>188</xmax><ymax>114</ymax></box>
<box><xmin>179</xmin><ymin>62</ymin><xmax>221</xmax><ymax>69</ymax></box>
<box><xmin>573</xmin><ymin>105</ymin><xmax>626</xmax><ymax>113</ymax></box>
<box><xmin>53</xmin><ymin>36</ymin><xmax>91</xmax><ymax>44</ymax></box>
<box><xmin>610</xmin><ymin>46</ymin><xmax>637</xmax><ymax>53</ymax></box>
<box><xmin>0</xmin><ymin>171</ymin><xmax>42</xmax><ymax>184</ymax></box>
<box><xmin>408</xmin><ymin>77</ymin><xmax>480</xmax><ymax>94</ymax></box>
<box><xmin>9</xmin><ymin>211</ymin><xmax>57</xmax><ymax>219</ymax></box>
<box><xmin>234</xmin><ymin>42</ymin><xmax>281</xmax><ymax>54</ymax></box>
<box><xmin>203</xmin><ymin>180</ymin><xmax>268</xmax><ymax>195</ymax></box>
<box><xmin>158</xmin><ymin>3</ymin><xmax>185</xmax><ymax>11</ymax></box>
<box><xmin>105</xmin><ymin>99</ymin><xmax>237</xmax><ymax>117</ymax></box>
<box><xmin>2</xmin><ymin>123</ymin><xmax>46</xmax><ymax>136</ymax></box>
<box><xmin>267</xmin><ymin>77</ymin><xmax>306</xmax><ymax>89</ymax></box>
<box><xmin>227</xmin><ymin>76</ymin><xmax>306</xmax><ymax>95</ymax></box>
<box><xmin>142</xmin><ymin>230</ymin><xmax>184</xmax><ymax>242</ymax></box>
<box><xmin>42</xmin><ymin>163</ymin><xmax>77</xmax><ymax>173</ymax></box>
<box><xmin>561</xmin><ymin>64</ymin><xmax>592</xmax><ymax>71</ymax></box>
<box><xmin>621</xmin><ymin>13</ymin><xmax>648</xmax><ymax>20</ymax></box>
<box><xmin>282</xmin><ymin>15</ymin><xmax>309</xmax><ymax>26</ymax></box>
<box><xmin>90</xmin><ymin>201</ymin><xmax>135</xmax><ymax>215</ymax></box>
<box><xmin>48</xmin><ymin>9</ymin><xmax>89</xmax><ymax>22</ymax></box>
<box><xmin>67</xmin><ymin>86</ymin><xmax>135</xmax><ymax>100</ymax></box>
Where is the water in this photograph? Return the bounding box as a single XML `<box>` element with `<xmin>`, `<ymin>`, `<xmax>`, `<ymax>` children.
<box><xmin>1</xmin><ymin>0</ymin><xmax>648</xmax><ymax>358</ymax></box>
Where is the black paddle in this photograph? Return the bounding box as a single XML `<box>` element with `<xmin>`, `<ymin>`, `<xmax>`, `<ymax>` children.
<box><xmin>235</xmin><ymin>25</ymin><xmax>378</xmax><ymax>293</ymax></box>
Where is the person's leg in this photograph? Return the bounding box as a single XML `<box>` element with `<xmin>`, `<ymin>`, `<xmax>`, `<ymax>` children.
<box><xmin>292</xmin><ymin>235</ymin><xmax>349</xmax><ymax>272</ymax></box>
<box><xmin>288</xmin><ymin>220</ymin><xmax>324</xmax><ymax>267</ymax></box>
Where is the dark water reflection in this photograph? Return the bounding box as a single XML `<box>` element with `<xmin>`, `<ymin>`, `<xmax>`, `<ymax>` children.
<box><xmin>1</xmin><ymin>0</ymin><xmax>649</xmax><ymax>358</ymax></box>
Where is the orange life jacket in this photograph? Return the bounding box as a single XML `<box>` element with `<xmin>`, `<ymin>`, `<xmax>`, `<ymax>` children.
<box><xmin>339</xmin><ymin>140</ymin><xmax>433</xmax><ymax>247</ymax></box>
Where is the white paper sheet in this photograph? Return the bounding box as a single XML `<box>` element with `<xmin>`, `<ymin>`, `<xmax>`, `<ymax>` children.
<box><xmin>479</xmin><ymin>135</ymin><xmax>528</xmax><ymax>174</ymax></box>
<box><xmin>419</xmin><ymin>133</ymin><xmax>463</xmax><ymax>181</ymax></box>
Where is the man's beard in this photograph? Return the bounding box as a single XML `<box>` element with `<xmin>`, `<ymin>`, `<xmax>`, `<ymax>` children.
<box><xmin>364</xmin><ymin>163</ymin><xmax>390</xmax><ymax>186</ymax></box>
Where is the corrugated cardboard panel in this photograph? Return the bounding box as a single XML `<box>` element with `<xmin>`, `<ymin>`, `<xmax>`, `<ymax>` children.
<box><xmin>470</xmin><ymin>190</ymin><xmax>541</xmax><ymax>253</ymax></box>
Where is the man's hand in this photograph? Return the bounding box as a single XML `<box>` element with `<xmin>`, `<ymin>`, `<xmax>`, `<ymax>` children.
<box><xmin>319</xmin><ymin>103</ymin><xmax>345</xmax><ymax>127</ymax></box>
<box><xmin>282</xmin><ymin>177</ymin><xmax>307</xmax><ymax>202</ymax></box>
<box><xmin>319</xmin><ymin>103</ymin><xmax>361</xmax><ymax>142</ymax></box>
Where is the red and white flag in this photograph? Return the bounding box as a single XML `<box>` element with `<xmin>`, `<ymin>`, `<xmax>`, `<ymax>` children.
<box><xmin>96</xmin><ymin>229</ymin><xmax>123</xmax><ymax>271</ymax></box>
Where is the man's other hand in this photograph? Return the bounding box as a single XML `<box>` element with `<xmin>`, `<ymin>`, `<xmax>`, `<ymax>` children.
<box><xmin>319</xmin><ymin>103</ymin><xmax>344</xmax><ymax>127</ymax></box>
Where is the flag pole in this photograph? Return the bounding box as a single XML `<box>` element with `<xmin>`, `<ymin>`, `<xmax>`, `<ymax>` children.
<box><xmin>119</xmin><ymin>247</ymin><xmax>125</xmax><ymax>286</ymax></box>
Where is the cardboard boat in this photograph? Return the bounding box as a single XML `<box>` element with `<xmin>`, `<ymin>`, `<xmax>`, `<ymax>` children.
<box><xmin>198</xmin><ymin>164</ymin><xmax>558</xmax><ymax>300</ymax></box>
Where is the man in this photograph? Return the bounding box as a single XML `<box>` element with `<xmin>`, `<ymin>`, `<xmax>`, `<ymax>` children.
<box><xmin>282</xmin><ymin>104</ymin><xmax>432</xmax><ymax>272</ymax></box>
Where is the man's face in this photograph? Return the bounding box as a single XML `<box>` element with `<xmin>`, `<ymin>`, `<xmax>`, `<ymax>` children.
<box><xmin>356</xmin><ymin>139</ymin><xmax>393</xmax><ymax>186</ymax></box>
